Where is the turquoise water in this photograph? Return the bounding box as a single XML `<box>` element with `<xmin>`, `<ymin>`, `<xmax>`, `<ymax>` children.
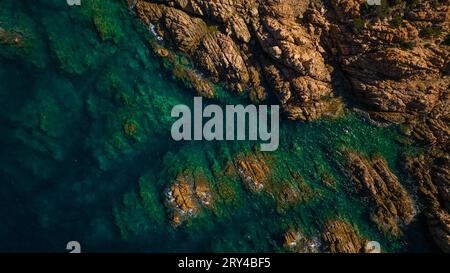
<box><xmin>0</xmin><ymin>0</ymin><xmax>436</xmax><ymax>252</ymax></box>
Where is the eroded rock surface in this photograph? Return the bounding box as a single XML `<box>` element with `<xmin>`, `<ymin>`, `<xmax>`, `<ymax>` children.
<box><xmin>225</xmin><ymin>151</ymin><xmax>316</xmax><ymax>212</ymax></box>
<box><xmin>135</xmin><ymin>0</ymin><xmax>344</xmax><ymax>120</ymax></box>
<box><xmin>134</xmin><ymin>0</ymin><xmax>450</xmax><ymax>250</ymax></box>
<box><xmin>231</xmin><ymin>152</ymin><xmax>272</xmax><ymax>192</ymax></box>
<box><xmin>327</xmin><ymin>0</ymin><xmax>450</xmax><ymax>132</ymax></box>
<box><xmin>0</xmin><ymin>26</ymin><xmax>25</xmax><ymax>48</ymax></box>
<box><xmin>341</xmin><ymin>149</ymin><xmax>416</xmax><ymax>236</ymax></box>
<box><xmin>135</xmin><ymin>0</ymin><xmax>449</xmax><ymax>126</ymax></box>
<box><xmin>406</xmin><ymin>147</ymin><xmax>450</xmax><ymax>252</ymax></box>
<box><xmin>166</xmin><ymin>169</ymin><xmax>214</xmax><ymax>226</ymax></box>
<box><xmin>322</xmin><ymin>219</ymin><xmax>368</xmax><ymax>253</ymax></box>
<box><xmin>283</xmin><ymin>229</ymin><xmax>320</xmax><ymax>253</ymax></box>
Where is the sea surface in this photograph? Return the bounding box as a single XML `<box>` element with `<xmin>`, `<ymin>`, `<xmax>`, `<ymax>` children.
<box><xmin>0</xmin><ymin>0</ymin><xmax>437</xmax><ymax>252</ymax></box>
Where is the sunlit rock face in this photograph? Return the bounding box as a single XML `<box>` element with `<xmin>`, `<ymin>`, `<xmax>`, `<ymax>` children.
<box><xmin>135</xmin><ymin>0</ymin><xmax>343</xmax><ymax>121</ymax></box>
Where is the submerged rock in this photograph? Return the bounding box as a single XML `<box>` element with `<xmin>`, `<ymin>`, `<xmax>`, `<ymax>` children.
<box><xmin>226</xmin><ymin>151</ymin><xmax>316</xmax><ymax>212</ymax></box>
<box><xmin>122</xmin><ymin>119</ymin><xmax>139</xmax><ymax>139</ymax></box>
<box><xmin>172</xmin><ymin>65</ymin><xmax>215</xmax><ymax>98</ymax></box>
<box><xmin>148</xmin><ymin>40</ymin><xmax>215</xmax><ymax>98</ymax></box>
<box><xmin>321</xmin><ymin>171</ymin><xmax>337</xmax><ymax>189</ymax></box>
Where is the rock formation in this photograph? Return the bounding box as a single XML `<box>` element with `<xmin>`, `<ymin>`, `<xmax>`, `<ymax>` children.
<box><xmin>322</xmin><ymin>219</ymin><xmax>368</xmax><ymax>253</ymax></box>
<box><xmin>135</xmin><ymin>0</ymin><xmax>344</xmax><ymax>120</ymax></box>
<box><xmin>165</xmin><ymin>169</ymin><xmax>214</xmax><ymax>226</ymax></box>
<box><xmin>231</xmin><ymin>152</ymin><xmax>272</xmax><ymax>193</ymax></box>
<box><xmin>134</xmin><ymin>0</ymin><xmax>448</xmax><ymax>129</ymax></box>
<box><xmin>327</xmin><ymin>0</ymin><xmax>449</xmax><ymax>131</ymax></box>
<box><xmin>283</xmin><ymin>229</ymin><xmax>320</xmax><ymax>253</ymax></box>
<box><xmin>133</xmin><ymin>0</ymin><xmax>449</xmax><ymax>250</ymax></box>
<box><xmin>405</xmin><ymin>147</ymin><xmax>450</xmax><ymax>252</ymax></box>
<box><xmin>226</xmin><ymin>151</ymin><xmax>316</xmax><ymax>212</ymax></box>
<box><xmin>0</xmin><ymin>26</ymin><xmax>24</xmax><ymax>48</ymax></box>
<box><xmin>341</xmin><ymin>148</ymin><xmax>416</xmax><ymax>236</ymax></box>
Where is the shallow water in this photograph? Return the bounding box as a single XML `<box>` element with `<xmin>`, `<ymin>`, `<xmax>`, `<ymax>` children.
<box><xmin>0</xmin><ymin>0</ymin><xmax>437</xmax><ymax>252</ymax></box>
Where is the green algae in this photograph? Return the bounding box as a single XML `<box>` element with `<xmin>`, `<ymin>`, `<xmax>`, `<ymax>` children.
<box><xmin>0</xmin><ymin>0</ymin><xmax>435</xmax><ymax>252</ymax></box>
<box><xmin>110</xmin><ymin>109</ymin><xmax>423</xmax><ymax>252</ymax></box>
<box><xmin>83</xmin><ymin>0</ymin><xmax>125</xmax><ymax>43</ymax></box>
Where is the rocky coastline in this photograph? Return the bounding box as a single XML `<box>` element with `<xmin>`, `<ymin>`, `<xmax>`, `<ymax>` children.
<box><xmin>132</xmin><ymin>0</ymin><xmax>449</xmax><ymax>252</ymax></box>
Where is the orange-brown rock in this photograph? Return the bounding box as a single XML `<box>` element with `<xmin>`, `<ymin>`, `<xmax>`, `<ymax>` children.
<box><xmin>0</xmin><ymin>26</ymin><xmax>7</xmax><ymax>42</ymax></box>
<box><xmin>326</xmin><ymin>0</ymin><xmax>449</xmax><ymax>133</ymax></box>
<box><xmin>134</xmin><ymin>0</ymin><xmax>448</xmax><ymax>125</ymax></box>
<box><xmin>232</xmin><ymin>152</ymin><xmax>271</xmax><ymax>192</ymax></box>
<box><xmin>322</xmin><ymin>219</ymin><xmax>368</xmax><ymax>253</ymax></box>
<box><xmin>405</xmin><ymin>147</ymin><xmax>450</xmax><ymax>253</ymax></box>
<box><xmin>283</xmin><ymin>229</ymin><xmax>320</xmax><ymax>253</ymax></box>
<box><xmin>227</xmin><ymin>152</ymin><xmax>315</xmax><ymax>211</ymax></box>
<box><xmin>134</xmin><ymin>0</ymin><xmax>344</xmax><ymax>120</ymax></box>
<box><xmin>193</xmin><ymin>170</ymin><xmax>214</xmax><ymax>207</ymax></box>
<box><xmin>321</xmin><ymin>171</ymin><xmax>337</xmax><ymax>189</ymax></box>
<box><xmin>341</xmin><ymin>149</ymin><xmax>416</xmax><ymax>236</ymax></box>
<box><xmin>172</xmin><ymin>65</ymin><xmax>215</xmax><ymax>98</ymax></box>
<box><xmin>166</xmin><ymin>169</ymin><xmax>214</xmax><ymax>226</ymax></box>
<box><xmin>148</xmin><ymin>40</ymin><xmax>215</xmax><ymax>98</ymax></box>
<box><xmin>330</xmin><ymin>0</ymin><xmax>449</xmax><ymax>245</ymax></box>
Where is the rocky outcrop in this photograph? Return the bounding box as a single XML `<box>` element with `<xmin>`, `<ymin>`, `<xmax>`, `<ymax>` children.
<box><xmin>322</xmin><ymin>219</ymin><xmax>368</xmax><ymax>253</ymax></box>
<box><xmin>225</xmin><ymin>151</ymin><xmax>316</xmax><ymax>212</ymax></box>
<box><xmin>405</xmin><ymin>147</ymin><xmax>450</xmax><ymax>252</ymax></box>
<box><xmin>135</xmin><ymin>0</ymin><xmax>448</xmax><ymax>123</ymax></box>
<box><xmin>341</xmin><ymin>149</ymin><xmax>416</xmax><ymax>236</ymax></box>
<box><xmin>135</xmin><ymin>0</ymin><xmax>344</xmax><ymax>120</ymax></box>
<box><xmin>134</xmin><ymin>0</ymin><xmax>449</xmax><ymax>125</ymax></box>
<box><xmin>194</xmin><ymin>31</ymin><xmax>250</xmax><ymax>90</ymax></box>
<box><xmin>0</xmin><ymin>27</ymin><xmax>24</xmax><ymax>48</ymax></box>
<box><xmin>136</xmin><ymin>1</ymin><xmax>252</xmax><ymax>93</ymax></box>
<box><xmin>0</xmin><ymin>26</ymin><xmax>6</xmax><ymax>41</ymax></box>
<box><xmin>283</xmin><ymin>229</ymin><xmax>320</xmax><ymax>253</ymax></box>
<box><xmin>232</xmin><ymin>152</ymin><xmax>271</xmax><ymax>193</ymax></box>
<box><xmin>326</xmin><ymin>0</ymin><xmax>450</xmax><ymax>139</ymax></box>
<box><xmin>165</xmin><ymin>169</ymin><xmax>213</xmax><ymax>226</ymax></box>
<box><xmin>134</xmin><ymin>0</ymin><xmax>450</xmax><ymax>249</ymax></box>
<box><xmin>325</xmin><ymin>0</ymin><xmax>449</xmax><ymax>251</ymax></box>
<box><xmin>134</xmin><ymin>0</ymin><xmax>450</xmax><ymax>122</ymax></box>
<box><xmin>151</xmin><ymin>41</ymin><xmax>216</xmax><ymax>98</ymax></box>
